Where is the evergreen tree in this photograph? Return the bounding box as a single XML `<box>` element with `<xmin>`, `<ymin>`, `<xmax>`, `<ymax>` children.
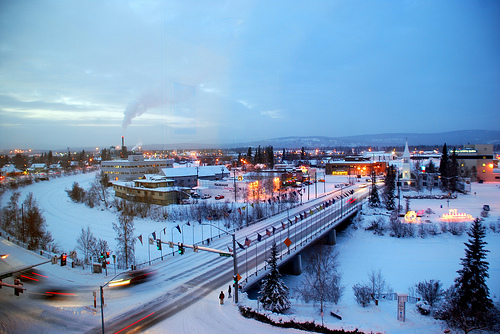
<box><xmin>247</xmin><ymin>147</ymin><xmax>252</xmax><ymax>164</ymax></box>
<box><xmin>384</xmin><ymin>166</ymin><xmax>396</xmax><ymax>211</ymax></box>
<box><xmin>258</xmin><ymin>243</ymin><xmax>291</xmax><ymax>313</ymax></box>
<box><xmin>369</xmin><ymin>172</ymin><xmax>381</xmax><ymax>207</ymax></box>
<box><xmin>449</xmin><ymin>148</ymin><xmax>458</xmax><ymax>193</ymax></box>
<box><xmin>438</xmin><ymin>218</ymin><xmax>498</xmax><ymax>333</ymax></box>
<box><xmin>439</xmin><ymin>143</ymin><xmax>449</xmax><ymax>191</ymax></box>
<box><xmin>48</xmin><ymin>150</ymin><xmax>53</xmax><ymax>165</ymax></box>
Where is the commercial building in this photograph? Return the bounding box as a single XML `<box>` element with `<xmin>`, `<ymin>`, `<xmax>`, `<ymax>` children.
<box><xmin>101</xmin><ymin>155</ymin><xmax>173</xmax><ymax>181</ymax></box>
<box><xmin>112</xmin><ymin>175</ymin><xmax>188</xmax><ymax>206</ymax></box>
<box><xmin>455</xmin><ymin>144</ymin><xmax>498</xmax><ymax>182</ymax></box>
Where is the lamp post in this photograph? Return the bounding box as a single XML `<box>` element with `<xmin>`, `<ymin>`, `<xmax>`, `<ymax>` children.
<box><xmin>202</xmin><ymin>223</ymin><xmax>239</xmax><ymax>303</ymax></box>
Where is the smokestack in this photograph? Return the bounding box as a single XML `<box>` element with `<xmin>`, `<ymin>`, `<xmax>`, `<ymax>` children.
<box><xmin>122</xmin><ymin>136</ymin><xmax>125</xmax><ymax>148</ymax></box>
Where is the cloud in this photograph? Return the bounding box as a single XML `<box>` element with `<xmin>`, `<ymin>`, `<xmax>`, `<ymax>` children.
<box><xmin>237</xmin><ymin>100</ymin><xmax>255</xmax><ymax>109</ymax></box>
<box><xmin>260</xmin><ymin>109</ymin><xmax>285</xmax><ymax>119</ymax></box>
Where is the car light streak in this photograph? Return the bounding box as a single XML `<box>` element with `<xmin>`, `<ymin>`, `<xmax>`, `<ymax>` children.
<box><xmin>20</xmin><ymin>275</ymin><xmax>39</xmax><ymax>281</ymax></box>
<box><xmin>114</xmin><ymin>312</ymin><xmax>155</xmax><ymax>334</ymax></box>
<box><xmin>108</xmin><ymin>279</ymin><xmax>131</xmax><ymax>287</ymax></box>
<box><xmin>45</xmin><ymin>291</ymin><xmax>76</xmax><ymax>296</ymax></box>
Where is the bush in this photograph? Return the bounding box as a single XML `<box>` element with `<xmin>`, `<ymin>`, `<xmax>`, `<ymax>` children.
<box><xmin>353</xmin><ymin>284</ymin><xmax>371</xmax><ymax>307</ymax></box>
<box><xmin>415</xmin><ymin>279</ymin><xmax>443</xmax><ymax>309</ymax></box>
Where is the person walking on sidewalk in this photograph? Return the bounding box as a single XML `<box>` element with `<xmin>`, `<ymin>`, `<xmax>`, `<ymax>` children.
<box><xmin>219</xmin><ymin>291</ymin><xmax>225</xmax><ymax>305</ymax></box>
<box><xmin>228</xmin><ymin>285</ymin><xmax>232</xmax><ymax>298</ymax></box>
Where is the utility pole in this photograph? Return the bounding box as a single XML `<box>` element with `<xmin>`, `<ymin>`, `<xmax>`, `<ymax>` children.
<box><xmin>201</xmin><ymin>223</ymin><xmax>239</xmax><ymax>303</ymax></box>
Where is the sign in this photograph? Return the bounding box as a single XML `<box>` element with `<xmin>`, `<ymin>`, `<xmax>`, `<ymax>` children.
<box><xmin>236</xmin><ymin>273</ymin><xmax>241</xmax><ymax>282</ymax></box>
<box><xmin>237</xmin><ymin>175</ymin><xmax>243</xmax><ymax>181</ymax></box>
<box><xmin>51</xmin><ymin>255</ymin><xmax>58</xmax><ymax>264</ymax></box>
<box><xmin>284</xmin><ymin>237</ymin><xmax>292</xmax><ymax>248</ymax></box>
<box><xmin>219</xmin><ymin>252</ymin><xmax>232</xmax><ymax>257</ymax></box>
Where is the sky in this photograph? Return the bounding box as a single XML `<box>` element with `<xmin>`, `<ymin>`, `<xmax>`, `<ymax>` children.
<box><xmin>0</xmin><ymin>0</ymin><xmax>499</xmax><ymax>150</ymax></box>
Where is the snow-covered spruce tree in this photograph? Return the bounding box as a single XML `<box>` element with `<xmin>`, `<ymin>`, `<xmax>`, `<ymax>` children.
<box><xmin>368</xmin><ymin>173</ymin><xmax>380</xmax><ymax>207</ymax></box>
<box><xmin>113</xmin><ymin>200</ymin><xmax>136</xmax><ymax>269</ymax></box>
<box><xmin>297</xmin><ymin>244</ymin><xmax>344</xmax><ymax>315</ymax></box>
<box><xmin>437</xmin><ymin>218</ymin><xmax>499</xmax><ymax>333</ymax></box>
<box><xmin>383</xmin><ymin>165</ymin><xmax>396</xmax><ymax>211</ymax></box>
<box><xmin>258</xmin><ymin>243</ymin><xmax>291</xmax><ymax>313</ymax></box>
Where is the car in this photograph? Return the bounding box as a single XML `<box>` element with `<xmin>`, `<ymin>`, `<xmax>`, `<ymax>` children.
<box><xmin>215</xmin><ymin>195</ymin><xmax>224</xmax><ymax>200</ymax></box>
<box><xmin>108</xmin><ymin>269</ymin><xmax>155</xmax><ymax>288</ymax></box>
<box><xmin>201</xmin><ymin>194</ymin><xmax>211</xmax><ymax>199</ymax></box>
<box><xmin>483</xmin><ymin>205</ymin><xmax>490</xmax><ymax>212</ymax></box>
<box><xmin>191</xmin><ymin>193</ymin><xmax>201</xmax><ymax>199</ymax></box>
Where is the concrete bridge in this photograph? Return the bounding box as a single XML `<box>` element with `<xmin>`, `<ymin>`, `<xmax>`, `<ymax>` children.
<box><xmin>236</xmin><ymin>185</ymin><xmax>369</xmax><ymax>291</ymax></box>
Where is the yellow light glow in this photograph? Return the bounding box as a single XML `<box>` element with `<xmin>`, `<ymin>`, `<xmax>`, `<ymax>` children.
<box><xmin>109</xmin><ymin>279</ymin><xmax>131</xmax><ymax>287</ymax></box>
<box><xmin>441</xmin><ymin>209</ymin><xmax>473</xmax><ymax>222</ymax></box>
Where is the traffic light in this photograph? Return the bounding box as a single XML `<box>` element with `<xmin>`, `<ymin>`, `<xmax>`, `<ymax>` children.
<box><xmin>156</xmin><ymin>239</ymin><xmax>162</xmax><ymax>251</ymax></box>
<box><xmin>100</xmin><ymin>252</ymin><xmax>105</xmax><ymax>260</ymax></box>
<box><xmin>102</xmin><ymin>260</ymin><xmax>107</xmax><ymax>269</ymax></box>
<box><xmin>60</xmin><ymin>253</ymin><xmax>67</xmax><ymax>267</ymax></box>
<box><xmin>178</xmin><ymin>243</ymin><xmax>184</xmax><ymax>255</ymax></box>
<box><xmin>106</xmin><ymin>251</ymin><xmax>110</xmax><ymax>258</ymax></box>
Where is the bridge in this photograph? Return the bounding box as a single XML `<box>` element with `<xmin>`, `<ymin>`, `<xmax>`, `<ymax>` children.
<box><xmin>233</xmin><ymin>185</ymin><xmax>368</xmax><ymax>291</ymax></box>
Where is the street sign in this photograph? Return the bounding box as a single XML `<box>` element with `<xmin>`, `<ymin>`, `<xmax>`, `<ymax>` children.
<box><xmin>236</xmin><ymin>273</ymin><xmax>241</xmax><ymax>282</ymax></box>
<box><xmin>284</xmin><ymin>237</ymin><xmax>292</xmax><ymax>247</ymax></box>
<box><xmin>219</xmin><ymin>252</ymin><xmax>232</xmax><ymax>257</ymax></box>
<box><xmin>51</xmin><ymin>255</ymin><xmax>58</xmax><ymax>264</ymax></box>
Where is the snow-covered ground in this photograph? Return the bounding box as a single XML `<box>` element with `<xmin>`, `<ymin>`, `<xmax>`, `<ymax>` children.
<box><xmin>1</xmin><ymin>172</ymin><xmax>499</xmax><ymax>333</ymax></box>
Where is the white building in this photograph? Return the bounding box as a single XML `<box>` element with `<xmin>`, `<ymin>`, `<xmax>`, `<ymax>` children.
<box><xmin>101</xmin><ymin>155</ymin><xmax>173</xmax><ymax>181</ymax></box>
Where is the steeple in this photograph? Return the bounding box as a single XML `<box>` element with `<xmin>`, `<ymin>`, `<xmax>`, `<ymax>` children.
<box><xmin>402</xmin><ymin>138</ymin><xmax>411</xmax><ymax>182</ymax></box>
<box><xmin>403</xmin><ymin>138</ymin><xmax>410</xmax><ymax>163</ymax></box>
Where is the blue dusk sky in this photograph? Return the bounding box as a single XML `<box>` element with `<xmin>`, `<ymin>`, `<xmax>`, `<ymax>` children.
<box><xmin>0</xmin><ymin>0</ymin><xmax>499</xmax><ymax>150</ymax></box>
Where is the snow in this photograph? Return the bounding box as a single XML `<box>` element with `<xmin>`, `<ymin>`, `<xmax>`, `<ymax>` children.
<box><xmin>1</xmin><ymin>172</ymin><xmax>499</xmax><ymax>333</ymax></box>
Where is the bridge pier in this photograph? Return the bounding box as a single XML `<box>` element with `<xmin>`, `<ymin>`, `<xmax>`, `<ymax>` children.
<box><xmin>291</xmin><ymin>254</ymin><xmax>302</xmax><ymax>275</ymax></box>
<box><xmin>325</xmin><ymin>228</ymin><xmax>336</xmax><ymax>245</ymax></box>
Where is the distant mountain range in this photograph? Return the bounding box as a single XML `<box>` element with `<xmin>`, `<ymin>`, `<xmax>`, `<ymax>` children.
<box><xmin>145</xmin><ymin>130</ymin><xmax>500</xmax><ymax>150</ymax></box>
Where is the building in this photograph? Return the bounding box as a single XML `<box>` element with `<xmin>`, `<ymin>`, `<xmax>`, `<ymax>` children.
<box><xmin>325</xmin><ymin>160</ymin><xmax>387</xmax><ymax>178</ymax></box>
<box><xmin>161</xmin><ymin>165</ymin><xmax>230</xmax><ymax>188</ymax></box>
<box><xmin>101</xmin><ymin>155</ymin><xmax>173</xmax><ymax>181</ymax></box>
<box><xmin>455</xmin><ymin>144</ymin><xmax>498</xmax><ymax>182</ymax></box>
<box><xmin>112</xmin><ymin>175</ymin><xmax>188</xmax><ymax>206</ymax></box>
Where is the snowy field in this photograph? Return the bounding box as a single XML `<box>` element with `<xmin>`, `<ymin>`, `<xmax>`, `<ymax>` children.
<box><xmin>1</xmin><ymin>172</ymin><xmax>499</xmax><ymax>333</ymax></box>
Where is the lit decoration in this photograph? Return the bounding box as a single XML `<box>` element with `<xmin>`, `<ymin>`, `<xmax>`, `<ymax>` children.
<box><xmin>404</xmin><ymin>211</ymin><xmax>418</xmax><ymax>223</ymax></box>
<box><xmin>440</xmin><ymin>209</ymin><xmax>473</xmax><ymax>222</ymax></box>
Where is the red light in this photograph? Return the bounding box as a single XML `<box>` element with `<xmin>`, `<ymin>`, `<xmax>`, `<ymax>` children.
<box><xmin>114</xmin><ymin>312</ymin><xmax>155</xmax><ymax>334</ymax></box>
<box><xmin>20</xmin><ymin>275</ymin><xmax>39</xmax><ymax>281</ymax></box>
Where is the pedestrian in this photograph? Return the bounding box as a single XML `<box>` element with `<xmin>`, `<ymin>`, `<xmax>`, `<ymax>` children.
<box><xmin>228</xmin><ymin>285</ymin><xmax>232</xmax><ymax>298</ymax></box>
<box><xmin>219</xmin><ymin>291</ymin><xmax>225</xmax><ymax>305</ymax></box>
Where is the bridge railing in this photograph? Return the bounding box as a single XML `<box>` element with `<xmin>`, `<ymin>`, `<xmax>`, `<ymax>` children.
<box><xmin>240</xmin><ymin>190</ymin><xmax>369</xmax><ymax>288</ymax></box>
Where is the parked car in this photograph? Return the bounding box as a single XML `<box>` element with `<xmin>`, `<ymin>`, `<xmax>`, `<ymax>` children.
<box><xmin>191</xmin><ymin>193</ymin><xmax>200</xmax><ymax>199</ymax></box>
<box><xmin>201</xmin><ymin>194</ymin><xmax>211</xmax><ymax>199</ymax></box>
<box><xmin>215</xmin><ymin>195</ymin><xmax>224</xmax><ymax>200</ymax></box>
<box><xmin>483</xmin><ymin>205</ymin><xmax>490</xmax><ymax>211</ymax></box>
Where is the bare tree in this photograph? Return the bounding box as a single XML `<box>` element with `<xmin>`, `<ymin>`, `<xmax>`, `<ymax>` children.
<box><xmin>353</xmin><ymin>283</ymin><xmax>371</xmax><ymax>307</ymax></box>
<box><xmin>76</xmin><ymin>226</ymin><xmax>96</xmax><ymax>265</ymax></box>
<box><xmin>22</xmin><ymin>193</ymin><xmax>50</xmax><ymax>250</ymax></box>
<box><xmin>296</xmin><ymin>245</ymin><xmax>344</xmax><ymax>316</ymax></box>
<box><xmin>113</xmin><ymin>200</ymin><xmax>136</xmax><ymax>269</ymax></box>
<box><xmin>368</xmin><ymin>269</ymin><xmax>387</xmax><ymax>300</ymax></box>
<box><xmin>415</xmin><ymin>279</ymin><xmax>443</xmax><ymax>309</ymax></box>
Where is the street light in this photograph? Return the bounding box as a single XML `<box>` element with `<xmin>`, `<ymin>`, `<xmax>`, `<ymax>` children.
<box><xmin>202</xmin><ymin>223</ymin><xmax>239</xmax><ymax>303</ymax></box>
